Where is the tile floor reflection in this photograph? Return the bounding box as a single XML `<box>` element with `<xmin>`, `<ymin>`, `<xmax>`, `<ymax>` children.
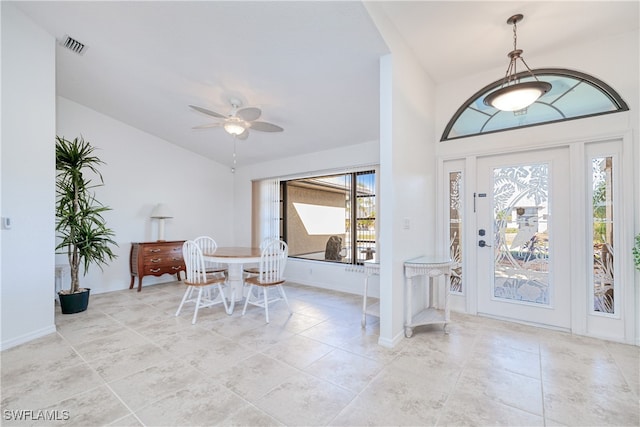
<box><xmin>1</xmin><ymin>281</ymin><xmax>638</xmax><ymax>426</ymax></box>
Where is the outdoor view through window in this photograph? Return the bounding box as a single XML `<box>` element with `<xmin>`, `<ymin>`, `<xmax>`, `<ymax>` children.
<box><xmin>282</xmin><ymin>171</ymin><xmax>376</xmax><ymax>265</ymax></box>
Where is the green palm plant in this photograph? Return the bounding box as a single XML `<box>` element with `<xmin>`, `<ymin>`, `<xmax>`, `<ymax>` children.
<box><xmin>55</xmin><ymin>136</ymin><xmax>118</xmax><ymax>295</ymax></box>
<box><xmin>633</xmin><ymin>233</ymin><xmax>640</xmax><ymax>272</ymax></box>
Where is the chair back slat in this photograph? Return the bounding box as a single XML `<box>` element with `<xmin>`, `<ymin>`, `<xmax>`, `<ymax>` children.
<box><xmin>193</xmin><ymin>236</ymin><xmax>226</xmax><ymax>271</ymax></box>
<box><xmin>182</xmin><ymin>240</ymin><xmax>208</xmax><ymax>284</ymax></box>
<box><xmin>193</xmin><ymin>235</ymin><xmax>217</xmax><ymax>254</ymax></box>
<box><xmin>260</xmin><ymin>237</ymin><xmax>278</xmax><ymax>250</ymax></box>
<box><xmin>259</xmin><ymin>240</ymin><xmax>288</xmax><ymax>284</ymax></box>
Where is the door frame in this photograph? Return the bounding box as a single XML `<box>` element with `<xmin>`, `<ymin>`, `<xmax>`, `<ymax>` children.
<box><xmin>436</xmin><ymin>131</ymin><xmax>636</xmax><ymax>344</ymax></box>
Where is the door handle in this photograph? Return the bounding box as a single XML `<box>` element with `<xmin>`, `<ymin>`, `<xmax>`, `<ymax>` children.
<box><xmin>478</xmin><ymin>240</ymin><xmax>492</xmax><ymax>248</ymax></box>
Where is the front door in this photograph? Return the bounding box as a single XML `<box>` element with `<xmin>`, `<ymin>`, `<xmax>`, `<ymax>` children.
<box><xmin>476</xmin><ymin>148</ymin><xmax>571</xmax><ymax>329</ymax></box>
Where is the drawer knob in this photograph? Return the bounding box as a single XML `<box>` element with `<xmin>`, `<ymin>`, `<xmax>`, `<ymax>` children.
<box><xmin>150</xmin><ymin>249</ymin><xmax>161</xmax><ymax>253</ymax></box>
<box><xmin>150</xmin><ymin>259</ymin><xmax>161</xmax><ymax>263</ymax></box>
<box><xmin>150</xmin><ymin>268</ymin><xmax>161</xmax><ymax>273</ymax></box>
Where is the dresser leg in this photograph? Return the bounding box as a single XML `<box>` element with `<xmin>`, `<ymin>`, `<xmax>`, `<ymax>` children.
<box><xmin>129</xmin><ymin>276</ymin><xmax>134</xmax><ymax>289</ymax></box>
<box><xmin>137</xmin><ymin>278</ymin><xmax>142</xmax><ymax>292</ymax></box>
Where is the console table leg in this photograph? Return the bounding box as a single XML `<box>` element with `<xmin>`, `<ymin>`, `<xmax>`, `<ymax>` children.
<box><xmin>361</xmin><ymin>275</ymin><xmax>369</xmax><ymax>328</ymax></box>
<box><xmin>405</xmin><ymin>276</ymin><xmax>413</xmax><ymax>336</ymax></box>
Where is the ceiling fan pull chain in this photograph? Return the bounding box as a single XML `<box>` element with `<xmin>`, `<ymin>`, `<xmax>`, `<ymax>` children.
<box><xmin>231</xmin><ymin>137</ymin><xmax>237</xmax><ymax>173</ymax></box>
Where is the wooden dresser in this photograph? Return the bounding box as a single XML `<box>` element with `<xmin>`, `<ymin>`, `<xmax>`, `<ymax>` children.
<box><xmin>129</xmin><ymin>241</ymin><xmax>186</xmax><ymax>292</ymax></box>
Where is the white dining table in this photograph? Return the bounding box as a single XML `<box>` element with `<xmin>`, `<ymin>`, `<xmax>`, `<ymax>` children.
<box><xmin>202</xmin><ymin>247</ymin><xmax>261</xmax><ymax>313</ymax></box>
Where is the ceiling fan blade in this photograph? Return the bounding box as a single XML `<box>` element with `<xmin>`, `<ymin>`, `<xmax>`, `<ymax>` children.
<box><xmin>237</xmin><ymin>129</ymin><xmax>249</xmax><ymax>140</ymax></box>
<box><xmin>236</xmin><ymin>107</ymin><xmax>261</xmax><ymax>122</ymax></box>
<box><xmin>192</xmin><ymin>123</ymin><xmax>222</xmax><ymax>129</ymax></box>
<box><xmin>250</xmin><ymin>121</ymin><xmax>283</xmax><ymax>132</ymax></box>
<box><xmin>189</xmin><ymin>105</ymin><xmax>226</xmax><ymax>119</ymax></box>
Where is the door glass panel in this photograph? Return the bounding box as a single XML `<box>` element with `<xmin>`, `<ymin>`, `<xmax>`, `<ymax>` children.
<box><xmin>493</xmin><ymin>163</ymin><xmax>550</xmax><ymax>305</ymax></box>
<box><xmin>591</xmin><ymin>156</ymin><xmax>615</xmax><ymax>314</ymax></box>
<box><xmin>449</xmin><ymin>171</ymin><xmax>463</xmax><ymax>293</ymax></box>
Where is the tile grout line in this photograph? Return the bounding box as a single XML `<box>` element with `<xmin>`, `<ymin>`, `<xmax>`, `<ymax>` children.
<box><xmin>52</xmin><ymin>330</ymin><xmax>146</xmax><ymax>426</ymax></box>
<box><xmin>539</xmin><ymin>342</ymin><xmax>547</xmax><ymax>426</ymax></box>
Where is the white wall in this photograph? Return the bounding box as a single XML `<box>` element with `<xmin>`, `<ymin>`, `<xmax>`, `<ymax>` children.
<box><xmin>56</xmin><ymin>97</ymin><xmax>235</xmax><ymax>294</ymax></box>
<box><xmin>1</xmin><ymin>4</ymin><xmax>57</xmax><ymax>350</ymax></box>
<box><xmin>365</xmin><ymin>3</ymin><xmax>438</xmax><ymax>347</ymax></box>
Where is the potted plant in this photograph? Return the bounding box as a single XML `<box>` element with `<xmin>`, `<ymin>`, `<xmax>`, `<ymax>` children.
<box><xmin>55</xmin><ymin>136</ymin><xmax>118</xmax><ymax>314</ymax></box>
<box><xmin>633</xmin><ymin>233</ymin><xmax>640</xmax><ymax>272</ymax></box>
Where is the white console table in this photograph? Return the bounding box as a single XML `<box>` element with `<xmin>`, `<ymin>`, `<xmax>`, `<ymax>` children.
<box><xmin>361</xmin><ymin>259</ymin><xmax>380</xmax><ymax>327</ymax></box>
<box><xmin>404</xmin><ymin>256</ymin><xmax>453</xmax><ymax>337</ymax></box>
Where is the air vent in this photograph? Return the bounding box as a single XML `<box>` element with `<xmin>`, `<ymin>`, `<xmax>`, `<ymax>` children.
<box><xmin>60</xmin><ymin>35</ymin><xmax>87</xmax><ymax>55</ymax></box>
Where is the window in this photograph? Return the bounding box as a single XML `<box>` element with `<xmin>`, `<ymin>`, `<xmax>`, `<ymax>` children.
<box><xmin>448</xmin><ymin>170</ymin><xmax>463</xmax><ymax>293</ymax></box>
<box><xmin>281</xmin><ymin>170</ymin><xmax>376</xmax><ymax>265</ymax></box>
<box><xmin>591</xmin><ymin>156</ymin><xmax>616</xmax><ymax>315</ymax></box>
<box><xmin>441</xmin><ymin>69</ymin><xmax>628</xmax><ymax>141</ymax></box>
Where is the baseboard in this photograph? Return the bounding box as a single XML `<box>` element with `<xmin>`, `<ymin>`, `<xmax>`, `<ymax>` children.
<box><xmin>0</xmin><ymin>324</ymin><xmax>57</xmax><ymax>352</ymax></box>
<box><xmin>377</xmin><ymin>329</ymin><xmax>404</xmax><ymax>348</ymax></box>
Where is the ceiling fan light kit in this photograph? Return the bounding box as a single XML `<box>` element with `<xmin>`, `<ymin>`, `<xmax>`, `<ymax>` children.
<box><xmin>189</xmin><ymin>98</ymin><xmax>283</xmax><ymax>138</ymax></box>
<box><xmin>223</xmin><ymin>119</ymin><xmax>247</xmax><ymax>136</ymax></box>
<box><xmin>189</xmin><ymin>97</ymin><xmax>284</xmax><ymax>171</ymax></box>
<box><xmin>484</xmin><ymin>14</ymin><xmax>552</xmax><ymax>112</ymax></box>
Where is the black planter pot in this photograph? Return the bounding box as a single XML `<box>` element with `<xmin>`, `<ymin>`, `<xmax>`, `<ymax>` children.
<box><xmin>58</xmin><ymin>288</ymin><xmax>91</xmax><ymax>314</ymax></box>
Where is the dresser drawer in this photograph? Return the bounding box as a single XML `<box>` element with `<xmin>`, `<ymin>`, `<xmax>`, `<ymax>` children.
<box><xmin>130</xmin><ymin>241</ymin><xmax>186</xmax><ymax>292</ymax></box>
<box><xmin>144</xmin><ymin>252</ymin><xmax>183</xmax><ymax>265</ymax></box>
<box><xmin>141</xmin><ymin>244</ymin><xmax>182</xmax><ymax>257</ymax></box>
<box><xmin>143</xmin><ymin>263</ymin><xmax>185</xmax><ymax>275</ymax></box>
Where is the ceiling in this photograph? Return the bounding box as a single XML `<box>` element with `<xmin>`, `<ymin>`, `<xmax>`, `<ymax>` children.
<box><xmin>13</xmin><ymin>1</ymin><xmax>639</xmax><ymax>169</ymax></box>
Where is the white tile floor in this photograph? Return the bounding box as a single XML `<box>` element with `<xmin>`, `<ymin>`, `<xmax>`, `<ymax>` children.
<box><xmin>1</xmin><ymin>281</ymin><xmax>638</xmax><ymax>426</ymax></box>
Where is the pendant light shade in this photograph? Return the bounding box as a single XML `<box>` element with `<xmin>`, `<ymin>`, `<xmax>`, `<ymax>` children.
<box><xmin>484</xmin><ymin>81</ymin><xmax>552</xmax><ymax>112</ymax></box>
<box><xmin>484</xmin><ymin>14</ymin><xmax>551</xmax><ymax>111</ymax></box>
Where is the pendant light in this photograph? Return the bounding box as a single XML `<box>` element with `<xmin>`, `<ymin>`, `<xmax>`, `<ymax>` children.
<box><xmin>484</xmin><ymin>14</ymin><xmax>551</xmax><ymax>112</ymax></box>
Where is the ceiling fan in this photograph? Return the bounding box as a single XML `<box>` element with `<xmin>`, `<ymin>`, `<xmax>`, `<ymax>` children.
<box><xmin>189</xmin><ymin>98</ymin><xmax>283</xmax><ymax>140</ymax></box>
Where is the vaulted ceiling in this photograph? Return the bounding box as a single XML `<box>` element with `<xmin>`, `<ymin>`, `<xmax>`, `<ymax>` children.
<box><xmin>13</xmin><ymin>1</ymin><xmax>639</xmax><ymax>169</ymax></box>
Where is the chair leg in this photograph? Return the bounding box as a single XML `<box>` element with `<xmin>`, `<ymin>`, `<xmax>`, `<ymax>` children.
<box><xmin>278</xmin><ymin>285</ymin><xmax>292</xmax><ymax>315</ymax></box>
<box><xmin>242</xmin><ymin>284</ymin><xmax>254</xmax><ymax>316</ymax></box>
<box><xmin>264</xmin><ymin>286</ymin><xmax>270</xmax><ymax>323</ymax></box>
<box><xmin>192</xmin><ymin>287</ymin><xmax>203</xmax><ymax>325</ymax></box>
<box><xmin>218</xmin><ymin>283</ymin><xmax>229</xmax><ymax>314</ymax></box>
<box><xmin>176</xmin><ymin>286</ymin><xmax>191</xmax><ymax>317</ymax></box>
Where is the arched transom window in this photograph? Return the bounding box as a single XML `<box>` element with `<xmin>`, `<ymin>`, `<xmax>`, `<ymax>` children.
<box><xmin>441</xmin><ymin>68</ymin><xmax>629</xmax><ymax>141</ymax></box>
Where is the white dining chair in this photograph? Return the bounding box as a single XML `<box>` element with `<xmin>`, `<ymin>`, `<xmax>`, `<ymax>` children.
<box><xmin>242</xmin><ymin>239</ymin><xmax>291</xmax><ymax>323</ymax></box>
<box><xmin>176</xmin><ymin>240</ymin><xmax>229</xmax><ymax>324</ymax></box>
<box><xmin>193</xmin><ymin>236</ymin><xmax>228</xmax><ymax>278</ymax></box>
<box><xmin>243</xmin><ymin>237</ymin><xmax>278</xmax><ymax>277</ymax></box>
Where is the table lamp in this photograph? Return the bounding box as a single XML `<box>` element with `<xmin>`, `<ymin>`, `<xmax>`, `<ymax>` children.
<box><xmin>150</xmin><ymin>203</ymin><xmax>173</xmax><ymax>241</ymax></box>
